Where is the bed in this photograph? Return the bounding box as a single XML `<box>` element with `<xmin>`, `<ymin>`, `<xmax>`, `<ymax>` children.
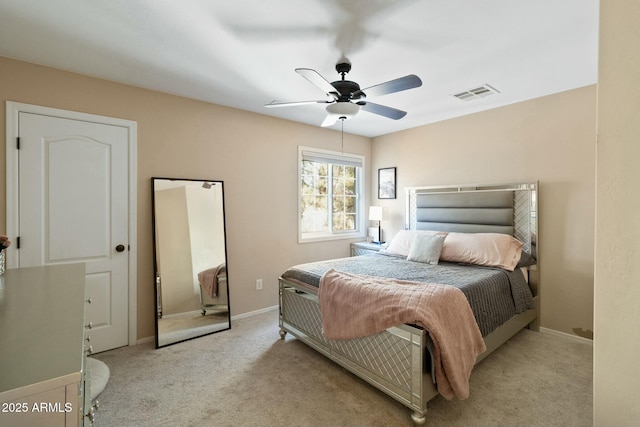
<box><xmin>278</xmin><ymin>182</ymin><xmax>539</xmax><ymax>425</ymax></box>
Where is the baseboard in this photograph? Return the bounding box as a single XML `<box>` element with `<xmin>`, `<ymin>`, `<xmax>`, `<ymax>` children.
<box><xmin>137</xmin><ymin>312</ymin><xmax>591</xmax><ymax>347</ymax></box>
<box><xmin>539</xmin><ymin>327</ymin><xmax>594</xmax><ymax>344</ymax></box>
<box><xmin>137</xmin><ymin>335</ymin><xmax>155</xmax><ymax>345</ymax></box>
<box><xmin>231</xmin><ymin>305</ymin><xmax>279</xmax><ymax>321</ymax></box>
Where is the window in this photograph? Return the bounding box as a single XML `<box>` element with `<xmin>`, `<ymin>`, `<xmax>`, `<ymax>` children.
<box><xmin>299</xmin><ymin>146</ymin><xmax>364</xmax><ymax>242</ymax></box>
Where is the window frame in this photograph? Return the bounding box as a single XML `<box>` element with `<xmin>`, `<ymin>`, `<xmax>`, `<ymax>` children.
<box><xmin>298</xmin><ymin>146</ymin><xmax>365</xmax><ymax>243</ymax></box>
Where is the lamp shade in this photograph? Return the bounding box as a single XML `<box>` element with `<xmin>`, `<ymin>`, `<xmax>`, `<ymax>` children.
<box><xmin>369</xmin><ymin>206</ymin><xmax>383</xmax><ymax>221</ymax></box>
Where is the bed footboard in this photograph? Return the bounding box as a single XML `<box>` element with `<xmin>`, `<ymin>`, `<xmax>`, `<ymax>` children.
<box><xmin>279</xmin><ymin>276</ymin><xmax>538</xmax><ymax>425</ymax></box>
<box><xmin>279</xmin><ymin>277</ymin><xmax>437</xmax><ymax>424</ymax></box>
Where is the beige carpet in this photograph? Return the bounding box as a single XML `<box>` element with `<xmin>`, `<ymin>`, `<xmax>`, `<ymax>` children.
<box><xmin>93</xmin><ymin>309</ymin><xmax>592</xmax><ymax>427</ymax></box>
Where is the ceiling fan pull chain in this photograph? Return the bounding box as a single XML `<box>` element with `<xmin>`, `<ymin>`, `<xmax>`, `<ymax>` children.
<box><xmin>341</xmin><ymin>119</ymin><xmax>344</xmax><ymax>154</ymax></box>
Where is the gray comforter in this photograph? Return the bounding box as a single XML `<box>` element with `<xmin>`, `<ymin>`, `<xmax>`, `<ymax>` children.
<box><xmin>281</xmin><ymin>252</ymin><xmax>535</xmax><ymax>337</ymax></box>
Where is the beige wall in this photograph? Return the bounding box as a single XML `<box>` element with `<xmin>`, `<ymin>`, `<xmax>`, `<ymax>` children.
<box><xmin>595</xmin><ymin>1</ymin><xmax>640</xmax><ymax>424</ymax></box>
<box><xmin>372</xmin><ymin>86</ymin><xmax>597</xmax><ymax>338</ymax></box>
<box><xmin>0</xmin><ymin>56</ymin><xmax>371</xmax><ymax>341</ymax></box>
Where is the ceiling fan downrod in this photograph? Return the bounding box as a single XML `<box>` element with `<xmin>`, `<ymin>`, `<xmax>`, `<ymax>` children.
<box><xmin>332</xmin><ymin>60</ymin><xmax>363</xmax><ymax>102</ymax></box>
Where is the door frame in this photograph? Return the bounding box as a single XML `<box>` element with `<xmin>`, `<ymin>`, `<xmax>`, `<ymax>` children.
<box><xmin>5</xmin><ymin>101</ymin><xmax>138</xmax><ymax>347</ymax></box>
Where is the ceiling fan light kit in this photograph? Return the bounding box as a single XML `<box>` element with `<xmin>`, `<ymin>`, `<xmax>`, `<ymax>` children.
<box><xmin>265</xmin><ymin>58</ymin><xmax>422</xmax><ymax>127</ymax></box>
<box><xmin>326</xmin><ymin>101</ymin><xmax>360</xmax><ymax>119</ymax></box>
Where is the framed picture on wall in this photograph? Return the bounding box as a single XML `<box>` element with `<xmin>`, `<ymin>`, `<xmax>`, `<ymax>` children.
<box><xmin>378</xmin><ymin>167</ymin><xmax>396</xmax><ymax>199</ymax></box>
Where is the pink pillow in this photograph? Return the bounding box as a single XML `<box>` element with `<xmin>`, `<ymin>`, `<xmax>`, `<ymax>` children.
<box><xmin>440</xmin><ymin>232</ymin><xmax>524</xmax><ymax>271</ymax></box>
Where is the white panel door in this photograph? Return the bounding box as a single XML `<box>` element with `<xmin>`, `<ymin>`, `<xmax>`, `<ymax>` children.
<box><xmin>18</xmin><ymin>112</ymin><xmax>129</xmax><ymax>353</ymax></box>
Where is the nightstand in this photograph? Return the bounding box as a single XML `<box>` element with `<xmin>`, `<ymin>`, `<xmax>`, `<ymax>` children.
<box><xmin>350</xmin><ymin>241</ymin><xmax>385</xmax><ymax>257</ymax></box>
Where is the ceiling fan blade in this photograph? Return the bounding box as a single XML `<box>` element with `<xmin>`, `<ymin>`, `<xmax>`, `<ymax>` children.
<box><xmin>265</xmin><ymin>100</ymin><xmax>331</xmax><ymax>108</ymax></box>
<box><xmin>359</xmin><ymin>102</ymin><xmax>407</xmax><ymax>120</ymax></box>
<box><xmin>354</xmin><ymin>74</ymin><xmax>422</xmax><ymax>98</ymax></box>
<box><xmin>321</xmin><ymin>114</ymin><xmax>340</xmax><ymax>127</ymax></box>
<box><xmin>295</xmin><ymin>68</ymin><xmax>340</xmax><ymax>100</ymax></box>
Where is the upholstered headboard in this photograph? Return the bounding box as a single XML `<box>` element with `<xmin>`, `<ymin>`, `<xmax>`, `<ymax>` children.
<box><xmin>406</xmin><ymin>182</ymin><xmax>538</xmax><ymax>257</ymax></box>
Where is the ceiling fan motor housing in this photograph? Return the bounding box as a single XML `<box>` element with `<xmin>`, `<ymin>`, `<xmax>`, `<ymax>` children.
<box><xmin>331</xmin><ymin>80</ymin><xmax>364</xmax><ymax>101</ymax></box>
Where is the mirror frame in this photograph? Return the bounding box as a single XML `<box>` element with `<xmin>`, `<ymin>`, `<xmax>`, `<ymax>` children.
<box><xmin>151</xmin><ymin>177</ymin><xmax>231</xmax><ymax>348</ymax></box>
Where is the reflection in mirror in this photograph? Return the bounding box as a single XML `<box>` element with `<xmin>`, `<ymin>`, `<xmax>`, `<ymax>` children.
<box><xmin>152</xmin><ymin>178</ymin><xmax>231</xmax><ymax>348</ymax></box>
<box><xmin>530</xmin><ymin>188</ymin><xmax>538</xmax><ymax>258</ymax></box>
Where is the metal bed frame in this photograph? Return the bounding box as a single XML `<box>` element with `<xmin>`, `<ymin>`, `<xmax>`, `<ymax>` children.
<box><xmin>278</xmin><ymin>182</ymin><xmax>539</xmax><ymax>425</ymax></box>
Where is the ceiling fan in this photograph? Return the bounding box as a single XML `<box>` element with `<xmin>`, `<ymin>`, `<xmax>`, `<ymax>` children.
<box><xmin>265</xmin><ymin>58</ymin><xmax>422</xmax><ymax>127</ymax></box>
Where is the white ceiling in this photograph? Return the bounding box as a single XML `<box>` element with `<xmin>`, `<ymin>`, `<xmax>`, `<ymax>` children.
<box><xmin>0</xmin><ymin>0</ymin><xmax>599</xmax><ymax>137</ymax></box>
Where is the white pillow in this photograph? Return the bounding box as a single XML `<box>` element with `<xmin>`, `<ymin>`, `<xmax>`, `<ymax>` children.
<box><xmin>407</xmin><ymin>233</ymin><xmax>446</xmax><ymax>264</ymax></box>
<box><xmin>383</xmin><ymin>230</ymin><xmax>448</xmax><ymax>257</ymax></box>
<box><xmin>439</xmin><ymin>232</ymin><xmax>524</xmax><ymax>271</ymax></box>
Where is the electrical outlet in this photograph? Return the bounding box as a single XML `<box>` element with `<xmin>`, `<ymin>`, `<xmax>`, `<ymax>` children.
<box><xmin>256</xmin><ymin>278</ymin><xmax>263</xmax><ymax>291</ymax></box>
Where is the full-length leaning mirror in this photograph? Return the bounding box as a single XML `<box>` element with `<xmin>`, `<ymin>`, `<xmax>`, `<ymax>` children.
<box><xmin>152</xmin><ymin>178</ymin><xmax>231</xmax><ymax>348</ymax></box>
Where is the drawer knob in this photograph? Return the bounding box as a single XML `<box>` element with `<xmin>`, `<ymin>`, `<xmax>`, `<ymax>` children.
<box><xmin>85</xmin><ymin>322</ymin><xmax>93</xmax><ymax>329</ymax></box>
<box><xmin>86</xmin><ymin>297</ymin><xmax>92</xmax><ymax>304</ymax></box>
<box><xmin>86</xmin><ymin>345</ymin><xmax>93</xmax><ymax>355</ymax></box>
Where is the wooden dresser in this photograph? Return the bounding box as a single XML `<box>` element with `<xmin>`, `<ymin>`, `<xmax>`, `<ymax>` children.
<box><xmin>0</xmin><ymin>263</ymin><xmax>93</xmax><ymax>426</ymax></box>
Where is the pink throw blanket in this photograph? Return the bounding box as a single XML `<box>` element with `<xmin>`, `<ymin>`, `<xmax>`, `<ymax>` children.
<box><xmin>198</xmin><ymin>264</ymin><xmax>226</xmax><ymax>298</ymax></box>
<box><xmin>318</xmin><ymin>269</ymin><xmax>486</xmax><ymax>400</ymax></box>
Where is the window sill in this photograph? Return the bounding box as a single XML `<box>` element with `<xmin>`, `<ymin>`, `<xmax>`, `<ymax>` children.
<box><xmin>299</xmin><ymin>231</ymin><xmax>364</xmax><ymax>244</ymax></box>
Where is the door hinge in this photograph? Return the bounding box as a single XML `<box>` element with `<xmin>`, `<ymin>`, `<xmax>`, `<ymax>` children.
<box><xmin>16</xmin><ymin>137</ymin><xmax>20</xmax><ymax>149</ymax></box>
<box><xmin>16</xmin><ymin>236</ymin><xmax>20</xmax><ymax>249</ymax></box>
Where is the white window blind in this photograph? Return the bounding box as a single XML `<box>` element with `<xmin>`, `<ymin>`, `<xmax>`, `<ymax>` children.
<box><xmin>300</xmin><ymin>149</ymin><xmax>363</xmax><ymax>168</ymax></box>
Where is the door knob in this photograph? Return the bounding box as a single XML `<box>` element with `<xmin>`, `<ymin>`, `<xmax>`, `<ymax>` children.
<box><xmin>116</xmin><ymin>244</ymin><xmax>126</xmax><ymax>252</ymax></box>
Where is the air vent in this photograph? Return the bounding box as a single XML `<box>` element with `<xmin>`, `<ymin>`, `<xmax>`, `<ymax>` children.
<box><xmin>453</xmin><ymin>84</ymin><xmax>500</xmax><ymax>101</ymax></box>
